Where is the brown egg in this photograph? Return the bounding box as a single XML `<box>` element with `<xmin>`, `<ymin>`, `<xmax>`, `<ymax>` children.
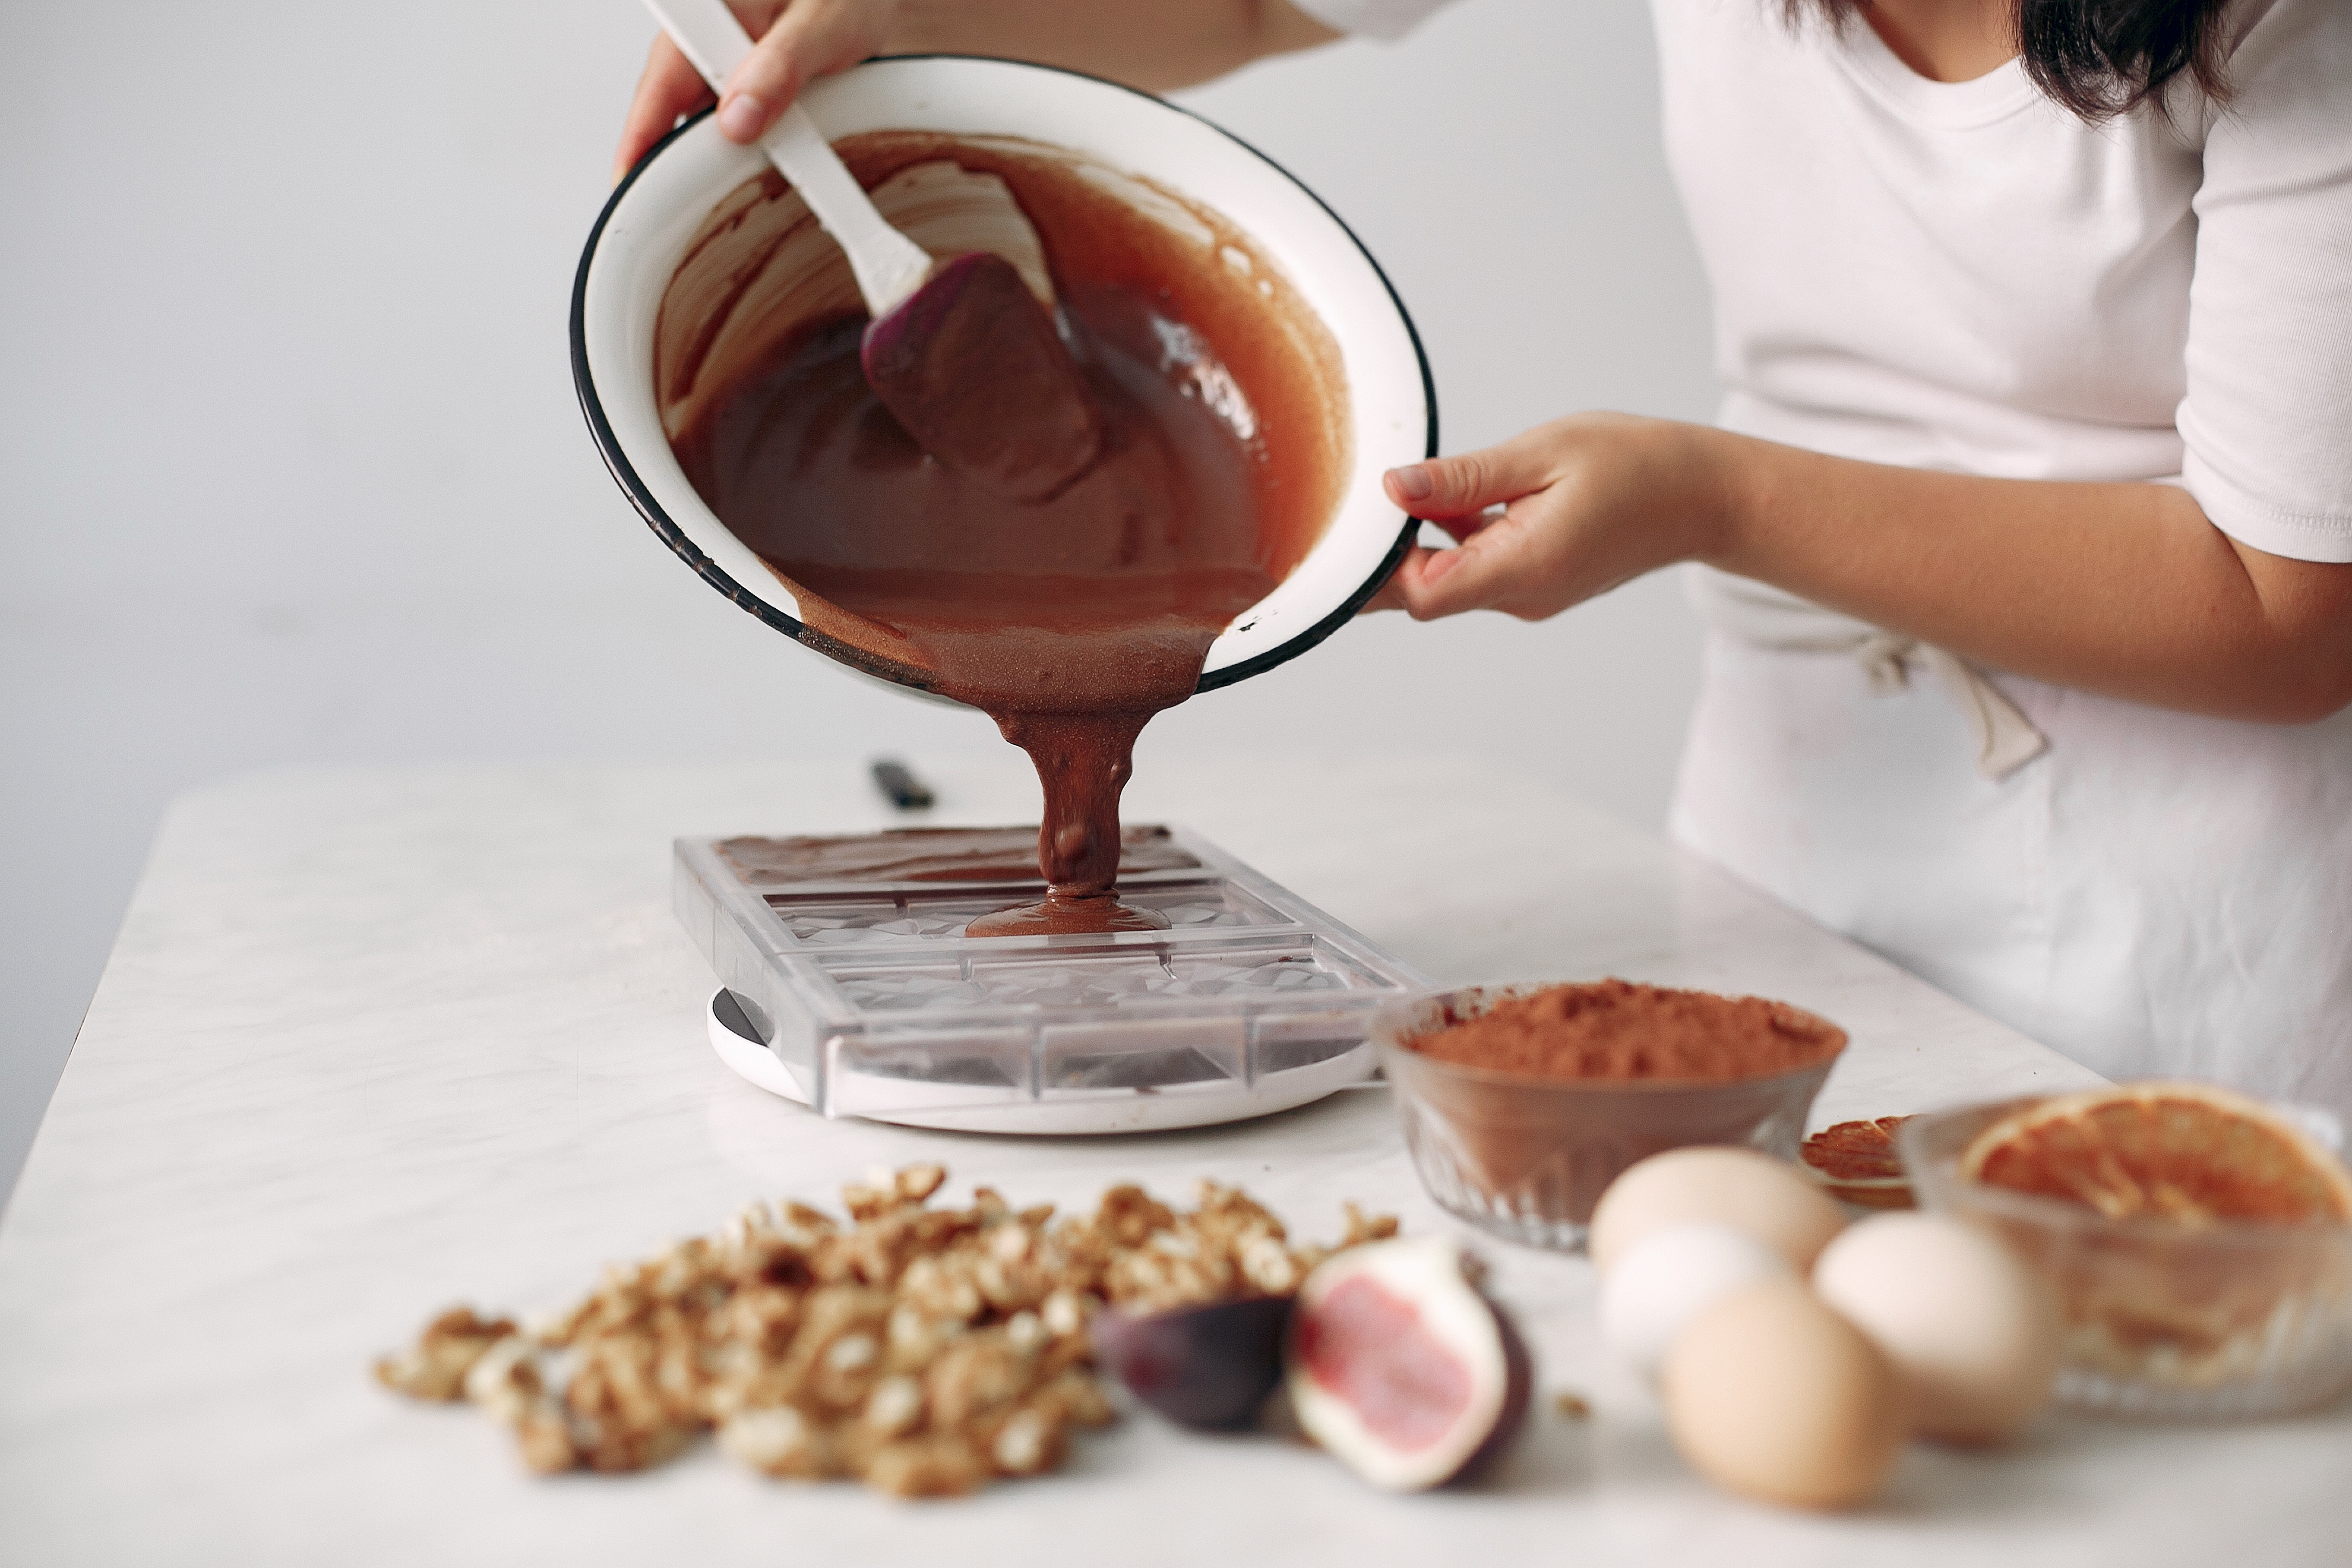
<box><xmin>1661</xmin><ymin>1278</ymin><xmax>1904</xmax><ymax>1510</ymax></box>
<box><xmin>1811</xmin><ymin>1212</ymin><xmax>2060</xmax><ymax>1445</ymax></box>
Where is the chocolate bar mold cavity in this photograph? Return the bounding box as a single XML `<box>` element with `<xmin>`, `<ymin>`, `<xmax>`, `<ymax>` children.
<box><xmin>767</xmin><ymin>878</ymin><xmax>1285</xmax><ymax>950</ymax></box>
<box><xmin>677</xmin><ymin>824</ymin><xmax>1431</xmax><ymax>1133</ymax></box>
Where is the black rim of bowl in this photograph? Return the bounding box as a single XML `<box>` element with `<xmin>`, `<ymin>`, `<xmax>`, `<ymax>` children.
<box><xmin>568</xmin><ymin>56</ymin><xmax>1436</xmax><ymax>700</ymax></box>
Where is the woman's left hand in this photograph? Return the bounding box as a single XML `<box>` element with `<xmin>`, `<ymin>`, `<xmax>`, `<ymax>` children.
<box><xmin>1363</xmin><ymin>413</ymin><xmax>1730</xmax><ymax>620</ymax></box>
<box><xmin>1367</xmin><ymin>410</ymin><xmax>2352</xmax><ymax>726</ymax></box>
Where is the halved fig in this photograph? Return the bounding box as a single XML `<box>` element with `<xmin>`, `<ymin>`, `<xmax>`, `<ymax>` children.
<box><xmin>1284</xmin><ymin>1237</ymin><xmax>1532</xmax><ymax>1489</ymax></box>
<box><xmin>1092</xmin><ymin>1296</ymin><xmax>1294</xmax><ymax>1430</ymax></box>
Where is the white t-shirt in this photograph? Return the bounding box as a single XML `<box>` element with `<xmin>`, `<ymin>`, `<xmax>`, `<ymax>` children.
<box><xmin>1298</xmin><ymin>0</ymin><xmax>2352</xmax><ymax>549</ymax></box>
<box><xmin>1297</xmin><ymin>0</ymin><xmax>2352</xmax><ymax>1116</ymax></box>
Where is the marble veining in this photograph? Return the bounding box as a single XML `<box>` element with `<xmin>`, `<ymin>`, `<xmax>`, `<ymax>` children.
<box><xmin>0</xmin><ymin>756</ymin><xmax>2339</xmax><ymax>1567</ymax></box>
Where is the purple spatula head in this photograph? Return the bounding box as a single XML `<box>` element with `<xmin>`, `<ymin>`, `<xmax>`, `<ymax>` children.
<box><xmin>860</xmin><ymin>252</ymin><xmax>1105</xmax><ymax>503</ymax></box>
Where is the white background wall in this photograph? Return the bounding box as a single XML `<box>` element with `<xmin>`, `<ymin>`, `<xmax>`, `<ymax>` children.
<box><xmin>0</xmin><ymin>0</ymin><xmax>1715</xmax><ymax>1200</ymax></box>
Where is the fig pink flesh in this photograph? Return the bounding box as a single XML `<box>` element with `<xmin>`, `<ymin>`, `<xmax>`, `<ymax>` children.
<box><xmin>1298</xmin><ymin>1276</ymin><xmax>1474</xmax><ymax>1452</ymax></box>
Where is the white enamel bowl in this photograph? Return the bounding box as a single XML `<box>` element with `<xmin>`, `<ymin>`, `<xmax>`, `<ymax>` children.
<box><xmin>571</xmin><ymin>55</ymin><xmax>1434</xmax><ymax>697</ymax></box>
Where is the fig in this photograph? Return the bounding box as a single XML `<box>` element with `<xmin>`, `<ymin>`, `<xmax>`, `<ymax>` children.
<box><xmin>1092</xmin><ymin>1295</ymin><xmax>1294</xmax><ymax>1430</ymax></box>
<box><xmin>1284</xmin><ymin>1237</ymin><xmax>1532</xmax><ymax>1490</ymax></box>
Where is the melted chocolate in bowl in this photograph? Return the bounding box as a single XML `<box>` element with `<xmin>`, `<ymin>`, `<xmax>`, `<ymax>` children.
<box><xmin>657</xmin><ymin>132</ymin><xmax>1348</xmax><ymax>934</ymax></box>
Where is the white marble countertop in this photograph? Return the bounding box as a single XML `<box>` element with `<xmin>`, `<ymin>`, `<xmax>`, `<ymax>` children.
<box><xmin>2</xmin><ymin>755</ymin><xmax>2342</xmax><ymax>1566</ymax></box>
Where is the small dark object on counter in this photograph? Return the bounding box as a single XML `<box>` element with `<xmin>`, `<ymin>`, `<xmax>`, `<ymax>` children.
<box><xmin>1285</xmin><ymin>1237</ymin><xmax>1532</xmax><ymax>1490</ymax></box>
<box><xmin>1092</xmin><ymin>1296</ymin><xmax>1294</xmax><ymax>1430</ymax></box>
<box><xmin>871</xmin><ymin>758</ymin><xmax>935</xmax><ymax>811</ymax></box>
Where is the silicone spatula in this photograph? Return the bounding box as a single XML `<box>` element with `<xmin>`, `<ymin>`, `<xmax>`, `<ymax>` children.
<box><xmin>643</xmin><ymin>0</ymin><xmax>1104</xmax><ymax>502</ymax></box>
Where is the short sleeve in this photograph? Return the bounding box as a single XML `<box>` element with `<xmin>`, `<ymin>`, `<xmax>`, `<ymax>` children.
<box><xmin>2177</xmin><ymin>0</ymin><xmax>2352</xmax><ymax>563</ymax></box>
<box><xmin>1288</xmin><ymin>0</ymin><xmax>1463</xmax><ymax>41</ymax></box>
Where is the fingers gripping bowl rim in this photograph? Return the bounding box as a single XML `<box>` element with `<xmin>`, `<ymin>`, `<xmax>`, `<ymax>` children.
<box><xmin>571</xmin><ymin>56</ymin><xmax>1437</xmax><ymax>703</ymax></box>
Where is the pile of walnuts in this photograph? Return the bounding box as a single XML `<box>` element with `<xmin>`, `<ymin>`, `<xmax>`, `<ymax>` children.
<box><xmin>375</xmin><ymin>1165</ymin><xmax>1395</xmax><ymax>1497</ymax></box>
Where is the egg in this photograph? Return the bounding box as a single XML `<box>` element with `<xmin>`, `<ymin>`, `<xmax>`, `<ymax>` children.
<box><xmin>1599</xmin><ymin>1222</ymin><xmax>1791</xmax><ymax>1377</ymax></box>
<box><xmin>1811</xmin><ymin>1212</ymin><xmax>2060</xmax><ymax>1444</ymax></box>
<box><xmin>1662</xmin><ymin>1277</ymin><xmax>1905</xmax><ymax>1510</ymax></box>
<box><xmin>1588</xmin><ymin>1147</ymin><xmax>1847</xmax><ymax>1275</ymax></box>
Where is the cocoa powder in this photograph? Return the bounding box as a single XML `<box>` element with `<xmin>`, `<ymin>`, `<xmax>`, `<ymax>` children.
<box><xmin>1403</xmin><ymin>979</ymin><xmax>1842</xmax><ymax>1082</ymax></box>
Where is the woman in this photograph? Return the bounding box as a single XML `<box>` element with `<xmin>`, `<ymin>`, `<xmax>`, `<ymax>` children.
<box><xmin>618</xmin><ymin>0</ymin><xmax>2352</xmax><ymax>1118</ymax></box>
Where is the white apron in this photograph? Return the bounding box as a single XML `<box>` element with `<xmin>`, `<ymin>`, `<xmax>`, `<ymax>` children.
<box><xmin>1669</xmin><ymin>620</ymin><xmax>2352</xmax><ymax>1121</ymax></box>
<box><xmin>1647</xmin><ymin>0</ymin><xmax>2352</xmax><ymax>1120</ymax></box>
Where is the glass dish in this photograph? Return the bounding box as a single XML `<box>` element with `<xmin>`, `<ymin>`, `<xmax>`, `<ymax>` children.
<box><xmin>1373</xmin><ymin>985</ymin><xmax>1844</xmax><ymax>1252</ymax></box>
<box><xmin>1901</xmin><ymin>1099</ymin><xmax>2352</xmax><ymax>1418</ymax></box>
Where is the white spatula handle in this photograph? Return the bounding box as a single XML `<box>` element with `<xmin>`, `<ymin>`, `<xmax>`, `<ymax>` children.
<box><xmin>642</xmin><ymin>0</ymin><xmax>932</xmax><ymax>315</ymax></box>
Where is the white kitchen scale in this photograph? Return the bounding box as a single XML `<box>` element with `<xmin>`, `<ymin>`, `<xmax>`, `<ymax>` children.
<box><xmin>678</xmin><ymin>824</ymin><xmax>1430</xmax><ymax>1134</ymax></box>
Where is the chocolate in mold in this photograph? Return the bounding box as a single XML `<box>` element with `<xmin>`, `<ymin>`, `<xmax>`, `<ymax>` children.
<box><xmin>716</xmin><ymin>824</ymin><xmax>1200</xmax><ymax>887</ymax></box>
<box><xmin>1384</xmin><ymin>984</ymin><xmax>1849</xmax><ymax>1236</ymax></box>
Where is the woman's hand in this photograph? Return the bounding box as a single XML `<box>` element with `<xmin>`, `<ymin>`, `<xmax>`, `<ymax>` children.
<box><xmin>1365</xmin><ymin>415</ymin><xmax>1733</xmax><ymax>620</ymax></box>
<box><xmin>612</xmin><ymin>1</ymin><xmax>1341</xmax><ymax>184</ymax></box>
<box><xmin>1370</xmin><ymin>412</ymin><xmax>2352</xmax><ymax>725</ymax></box>
<box><xmin>614</xmin><ymin>1</ymin><xmax>901</xmax><ymax>182</ymax></box>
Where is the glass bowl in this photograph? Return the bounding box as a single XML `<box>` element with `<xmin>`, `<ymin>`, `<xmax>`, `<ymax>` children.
<box><xmin>1373</xmin><ymin>985</ymin><xmax>1844</xmax><ymax>1252</ymax></box>
<box><xmin>1901</xmin><ymin>1099</ymin><xmax>2352</xmax><ymax>1419</ymax></box>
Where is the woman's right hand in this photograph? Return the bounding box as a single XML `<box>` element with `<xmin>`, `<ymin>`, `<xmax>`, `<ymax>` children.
<box><xmin>1362</xmin><ymin>415</ymin><xmax>1734</xmax><ymax>622</ymax></box>
<box><xmin>614</xmin><ymin>2</ymin><xmax>1341</xmax><ymax>182</ymax></box>
<box><xmin>614</xmin><ymin>1</ymin><xmax>903</xmax><ymax>182</ymax></box>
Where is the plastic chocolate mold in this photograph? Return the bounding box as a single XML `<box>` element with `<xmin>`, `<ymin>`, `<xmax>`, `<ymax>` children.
<box><xmin>676</xmin><ymin>825</ymin><xmax>1433</xmax><ymax>1133</ymax></box>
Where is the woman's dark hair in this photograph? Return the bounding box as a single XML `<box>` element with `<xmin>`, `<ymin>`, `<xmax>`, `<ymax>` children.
<box><xmin>1803</xmin><ymin>0</ymin><xmax>2236</xmax><ymax>120</ymax></box>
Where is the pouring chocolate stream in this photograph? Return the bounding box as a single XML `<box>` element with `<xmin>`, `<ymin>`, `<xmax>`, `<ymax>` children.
<box><xmin>659</xmin><ymin>133</ymin><xmax>1346</xmax><ymax>934</ymax></box>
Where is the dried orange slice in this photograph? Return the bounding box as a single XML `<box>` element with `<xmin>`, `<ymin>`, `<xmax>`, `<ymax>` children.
<box><xmin>1960</xmin><ymin>1082</ymin><xmax>2352</xmax><ymax>1225</ymax></box>
<box><xmin>1801</xmin><ymin>1117</ymin><xmax>1917</xmax><ymax>1209</ymax></box>
<box><xmin>1803</xmin><ymin>1117</ymin><xmax>1915</xmax><ymax>1182</ymax></box>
